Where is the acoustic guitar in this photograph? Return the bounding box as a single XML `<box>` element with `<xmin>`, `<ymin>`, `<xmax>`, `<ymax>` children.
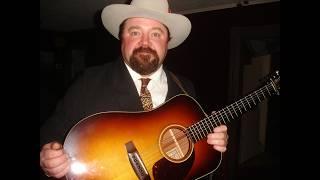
<box><xmin>63</xmin><ymin>71</ymin><xmax>280</xmax><ymax>180</ymax></box>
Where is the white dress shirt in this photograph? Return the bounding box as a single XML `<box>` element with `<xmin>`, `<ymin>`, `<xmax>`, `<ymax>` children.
<box><xmin>125</xmin><ymin>63</ymin><xmax>168</xmax><ymax>108</ymax></box>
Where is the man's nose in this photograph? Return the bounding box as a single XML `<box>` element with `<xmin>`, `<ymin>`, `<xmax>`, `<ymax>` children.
<box><xmin>140</xmin><ymin>34</ymin><xmax>150</xmax><ymax>47</ymax></box>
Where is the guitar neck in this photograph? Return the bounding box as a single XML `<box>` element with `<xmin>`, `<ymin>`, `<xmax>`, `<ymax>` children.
<box><xmin>185</xmin><ymin>80</ymin><xmax>280</xmax><ymax>143</ymax></box>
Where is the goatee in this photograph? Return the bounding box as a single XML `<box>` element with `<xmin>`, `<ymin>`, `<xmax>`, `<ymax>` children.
<box><xmin>129</xmin><ymin>47</ymin><xmax>160</xmax><ymax>75</ymax></box>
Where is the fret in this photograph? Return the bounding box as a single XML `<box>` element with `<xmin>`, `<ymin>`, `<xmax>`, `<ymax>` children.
<box><xmin>207</xmin><ymin>115</ymin><xmax>214</xmax><ymax>131</ymax></box>
<box><xmin>218</xmin><ymin>110</ymin><xmax>226</xmax><ymax>124</ymax></box>
<box><xmin>187</xmin><ymin>128</ymin><xmax>194</xmax><ymax>142</ymax></box>
<box><xmin>222</xmin><ymin>108</ymin><xmax>230</xmax><ymax>122</ymax></box>
<box><xmin>215</xmin><ymin>113</ymin><xmax>222</xmax><ymax>125</ymax></box>
<box><xmin>192</xmin><ymin>125</ymin><xmax>200</xmax><ymax>141</ymax></box>
<box><xmin>203</xmin><ymin>119</ymin><xmax>210</xmax><ymax>134</ymax></box>
<box><xmin>189</xmin><ymin>126</ymin><xmax>196</xmax><ymax>141</ymax></box>
<box><xmin>227</xmin><ymin>106</ymin><xmax>234</xmax><ymax>119</ymax></box>
<box><xmin>245</xmin><ymin>96</ymin><xmax>251</xmax><ymax>108</ymax></box>
<box><xmin>270</xmin><ymin>80</ymin><xmax>278</xmax><ymax>93</ymax></box>
<box><xmin>240</xmin><ymin>99</ymin><xmax>247</xmax><ymax>111</ymax></box>
<box><xmin>201</xmin><ymin>121</ymin><xmax>209</xmax><ymax>136</ymax></box>
<box><xmin>206</xmin><ymin>120</ymin><xmax>212</xmax><ymax>132</ymax></box>
<box><xmin>186</xmin><ymin>70</ymin><xmax>279</xmax><ymax>144</ymax></box>
<box><xmin>185</xmin><ymin>129</ymin><xmax>194</xmax><ymax>142</ymax></box>
<box><xmin>261</xmin><ymin>88</ymin><xmax>266</xmax><ymax>98</ymax></box>
<box><xmin>236</xmin><ymin>101</ymin><xmax>243</xmax><ymax>113</ymax></box>
<box><xmin>255</xmin><ymin>90</ymin><xmax>261</xmax><ymax>102</ymax></box>
<box><xmin>201</xmin><ymin>121</ymin><xmax>207</xmax><ymax>138</ymax></box>
<box><xmin>231</xmin><ymin>104</ymin><xmax>238</xmax><ymax>117</ymax></box>
<box><xmin>196</xmin><ymin>122</ymin><xmax>202</xmax><ymax>138</ymax></box>
<box><xmin>196</xmin><ymin>123</ymin><xmax>202</xmax><ymax>139</ymax></box>
<box><xmin>250</xmin><ymin>93</ymin><xmax>256</xmax><ymax>105</ymax></box>
<box><xmin>266</xmin><ymin>86</ymin><xmax>271</xmax><ymax>96</ymax></box>
<box><xmin>205</xmin><ymin>122</ymin><xmax>210</xmax><ymax>136</ymax></box>
<box><xmin>212</xmin><ymin>112</ymin><xmax>218</xmax><ymax>127</ymax></box>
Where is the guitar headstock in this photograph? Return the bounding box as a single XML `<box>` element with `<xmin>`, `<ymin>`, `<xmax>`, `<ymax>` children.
<box><xmin>259</xmin><ymin>70</ymin><xmax>280</xmax><ymax>95</ymax></box>
<box><xmin>268</xmin><ymin>70</ymin><xmax>280</xmax><ymax>95</ymax></box>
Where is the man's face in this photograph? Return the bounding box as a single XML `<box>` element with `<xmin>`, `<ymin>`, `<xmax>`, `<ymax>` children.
<box><xmin>121</xmin><ymin>17</ymin><xmax>169</xmax><ymax>76</ymax></box>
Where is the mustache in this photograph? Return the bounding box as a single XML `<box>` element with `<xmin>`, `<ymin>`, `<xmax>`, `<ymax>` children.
<box><xmin>132</xmin><ymin>47</ymin><xmax>157</xmax><ymax>56</ymax></box>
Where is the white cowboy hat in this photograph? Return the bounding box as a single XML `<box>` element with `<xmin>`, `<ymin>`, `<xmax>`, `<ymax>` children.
<box><xmin>101</xmin><ymin>0</ymin><xmax>191</xmax><ymax>49</ymax></box>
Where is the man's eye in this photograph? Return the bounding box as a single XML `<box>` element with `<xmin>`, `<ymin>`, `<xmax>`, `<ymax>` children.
<box><xmin>130</xmin><ymin>31</ymin><xmax>140</xmax><ymax>36</ymax></box>
<box><xmin>152</xmin><ymin>32</ymin><xmax>161</xmax><ymax>38</ymax></box>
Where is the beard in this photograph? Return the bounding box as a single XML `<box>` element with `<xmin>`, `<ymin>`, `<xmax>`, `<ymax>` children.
<box><xmin>128</xmin><ymin>47</ymin><xmax>160</xmax><ymax>75</ymax></box>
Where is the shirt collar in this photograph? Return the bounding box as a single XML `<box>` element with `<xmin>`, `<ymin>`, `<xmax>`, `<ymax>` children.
<box><xmin>124</xmin><ymin>62</ymin><xmax>164</xmax><ymax>84</ymax></box>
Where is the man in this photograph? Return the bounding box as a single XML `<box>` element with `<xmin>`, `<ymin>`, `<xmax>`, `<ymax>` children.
<box><xmin>40</xmin><ymin>0</ymin><xmax>228</xmax><ymax>179</ymax></box>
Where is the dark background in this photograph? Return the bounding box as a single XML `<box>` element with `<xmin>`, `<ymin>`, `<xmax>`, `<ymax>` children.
<box><xmin>40</xmin><ymin>2</ymin><xmax>280</xmax><ymax>179</ymax></box>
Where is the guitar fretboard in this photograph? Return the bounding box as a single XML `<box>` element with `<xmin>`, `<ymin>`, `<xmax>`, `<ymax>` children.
<box><xmin>185</xmin><ymin>78</ymin><xmax>280</xmax><ymax>143</ymax></box>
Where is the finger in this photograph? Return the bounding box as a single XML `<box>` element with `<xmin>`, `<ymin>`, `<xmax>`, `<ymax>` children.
<box><xmin>40</xmin><ymin>149</ymin><xmax>66</xmax><ymax>170</ymax></box>
<box><xmin>42</xmin><ymin>142</ymin><xmax>53</xmax><ymax>150</ymax></box>
<box><xmin>42</xmin><ymin>153</ymin><xmax>69</xmax><ymax>169</ymax></box>
<box><xmin>41</xmin><ymin>148</ymin><xmax>66</xmax><ymax>160</ymax></box>
<box><xmin>213</xmin><ymin>125</ymin><xmax>227</xmax><ymax>133</ymax></box>
<box><xmin>40</xmin><ymin>141</ymin><xmax>63</xmax><ymax>160</ymax></box>
<box><xmin>54</xmin><ymin>164</ymin><xmax>70</xmax><ymax>179</ymax></box>
<box><xmin>207</xmin><ymin>139</ymin><xmax>227</xmax><ymax>146</ymax></box>
<box><xmin>43</xmin><ymin>158</ymin><xmax>70</xmax><ymax>178</ymax></box>
<box><xmin>213</xmin><ymin>145</ymin><xmax>227</xmax><ymax>153</ymax></box>
<box><xmin>42</xmin><ymin>141</ymin><xmax>62</xmax><ymax>150</ymax></box>
<box><xmin>51</xmin><ymin>141</ymin><xmax>63</xmax><ymax>150</ymax></box>
<box><xmin>207</xmin><ymin>132</ymin><xmax>227</xmax><ymax>140</ymax></box>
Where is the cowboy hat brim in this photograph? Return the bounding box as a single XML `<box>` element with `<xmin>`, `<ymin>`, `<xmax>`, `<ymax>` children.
<box><xmin>101</xmin><ymin>4</ymin><xmax>191</xmax><ymax>49</ymax></box>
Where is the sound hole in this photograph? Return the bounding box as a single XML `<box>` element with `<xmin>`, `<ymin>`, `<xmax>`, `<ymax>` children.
<box><xmin>159</xmin><ymin>125</ymin><xmax>193</xmax><ymax>163</ymax></box>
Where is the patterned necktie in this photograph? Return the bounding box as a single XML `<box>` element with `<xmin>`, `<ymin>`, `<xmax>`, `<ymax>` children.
<box><xmin>140</xmin><ymin>78</ymin><xmax>153</xmax><ymax>111</ymax></box>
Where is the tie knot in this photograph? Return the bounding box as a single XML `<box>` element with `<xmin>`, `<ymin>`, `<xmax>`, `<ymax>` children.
<box><xmin>140</xmin><ymin>78</ymin><xmax>151</xmax><ymax>88</ymax></box>
<box><xmin>139</xmin><ymin>78</ymin><xmax>153</xmax><ymax>111</ymax></box>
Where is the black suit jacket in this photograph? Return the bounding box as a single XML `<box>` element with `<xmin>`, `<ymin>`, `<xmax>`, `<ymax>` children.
<box><xmin>40</xmin><ymin>59</ymin><xmax>196</xmax><ymax>146</ymax></box>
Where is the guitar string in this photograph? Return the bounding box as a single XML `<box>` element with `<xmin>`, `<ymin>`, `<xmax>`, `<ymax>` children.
<box><xmin>141</xmin><ymin>77</ymin><xmax>280</xmax><ymax>175</ymax></box>
<box><xmin>142</xmin><ymin>85</ymin><xmax>273</xmax><ymax>162</ymax></box>
<box><xmin>140</xmin><ymin>110</ymin><xmax>228</xmax><ymax>162</ymax></box>
<box><xmin>191</xmin><ymin>82</ymin><xmax>277</xmax><ymax>140</ymax></box>
<box><xmin>138</xmin><ymin>83</ymin><xmax>276</xmax><ymax>162</ymax></box>
<box><xmin>139</xmin><ymin>98</ymin><xmax>248</xmax><ymax>163</ymax></box>
<box><xmin>87</xmin><ymin>83</ymin><xmax>279</xmax><ymax>177</ymax></box>
<box><xmin>68</xmin><ymin>83</ymin><xmax>279</xmax><ymax>178</ymax></box>
<box><xmin>157</xmin><ymin>83</ymin><xmax>275</xmax><ymax>145</ymax></box>
<box><xmin>146</xmin><ymin>83</ymin><xmax>275</xmax><ymax>151</ymax></box>
<box><xmin>92</xmin><ymin>80</ymin><xmax>280</xmax><ymax>178</ymax></box>
<box><xmin>136</xmin><ymin>80</ymin><xmax>281</xmax><ymax>171</ymax></box>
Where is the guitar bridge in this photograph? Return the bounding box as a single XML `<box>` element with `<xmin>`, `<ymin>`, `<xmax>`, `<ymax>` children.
<box><xmin>125</xmin><ymin>141</ymin><xmax>151</xmax><ymax>180</ymax></box>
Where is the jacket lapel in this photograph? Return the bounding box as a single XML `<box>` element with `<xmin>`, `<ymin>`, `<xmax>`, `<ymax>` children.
<box><xmin>164</xmin><ymin>69</ymin><xmax>185</xmax><ymax>101</ymax></box>
<box><xmin>111</xmin><ymin>59</ymin><xmax>144</xmax><ymax>111</ymax></box>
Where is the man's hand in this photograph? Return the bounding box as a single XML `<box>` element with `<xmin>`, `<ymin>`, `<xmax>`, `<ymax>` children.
<box><xmin>40</xmin><ymin>141</ymin><xmax>70</xmax><ymax>178</ymax></box>
<box><xmin>207</xmin><ymin>124</ymin><xmax>228</xmax><ymax>153</ymax></box>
